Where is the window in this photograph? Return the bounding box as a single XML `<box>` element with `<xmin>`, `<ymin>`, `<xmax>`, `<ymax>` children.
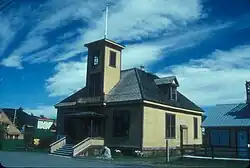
<box><xmin>93</xmin><ymin>56</ymin><xmax>99</xmax><ymax>66</ymax></box>
<box><xmin>210</xmin><ymin>130</ymin><xmax>229</xmax><ymax>146</ymax></box>
<box><xmin>92</xmin><ymin>50</ymin><xmax>100</xmax><ymax>66</ymax></box>
<box><xmin>165</xmin><ymin>113</ymin><xmax>176</xmax><ymax>139</ymax></box>
<box><xmin>113</xmin><ymin>110</ymin><xmax>130</xmax><ymax>137</ymax></box>
<box><xmin>89</xmin><ymin>72</ymin><xmax>102</xmax><ymax>96</ymax></box>
<box><xmin>194</xmin><ymin>117</ymin><xmax>198</xmax><ymax>139</ymax></box>
<box><xmin>170</xmin><ymin>86</ymin><xmax>177</xmax><ymax>100</ymax></box>
<box><xmin>109</xmin><ymin>51</ymin><xmax>116</xmax><ymax>67</ymax></box>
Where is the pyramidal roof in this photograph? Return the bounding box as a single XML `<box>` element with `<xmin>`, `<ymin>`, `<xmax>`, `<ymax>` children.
<box><xmin>55</xmin><ymin>68</ymin><xmax>203</xmax><ymax>112</ymax></box>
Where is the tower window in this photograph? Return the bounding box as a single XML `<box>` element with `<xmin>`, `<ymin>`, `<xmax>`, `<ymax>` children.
<box><xmin>109</xmin><ymin>51</ymin><xmax>116</xmax><ymax>67</ymax></box>
<box><xmin>93</xmin><ymin>56</ymin><xmax>99</xmax><ymax>66</ymax></box>
<box><xmin>92</xmin><ymin>50</ymin><xmax>100</xmax><ymax>66</ymax></box>
<box><xmin>89</xmin><ymin>72</ymin><xmax>102</xmax><ymax>96</ymax></box>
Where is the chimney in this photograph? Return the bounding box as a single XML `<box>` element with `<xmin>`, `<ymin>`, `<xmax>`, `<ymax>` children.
<box><xmin>246</xmin><ymin>81</ymin><xmax>250</xmax><ymax>103</ymax></box>
<box><xmin>140</xmin><ymin>65</ymin><xmax>145</xmax><ymax>71</ymax></box>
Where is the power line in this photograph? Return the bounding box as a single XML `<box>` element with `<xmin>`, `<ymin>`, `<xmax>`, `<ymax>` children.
<box><xmin>0</xmin><ymin>0</ymin><xmax>16</xmax><ymax>13</ymax></box>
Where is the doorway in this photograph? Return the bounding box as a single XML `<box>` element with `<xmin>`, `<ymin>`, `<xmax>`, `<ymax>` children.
<box><xmin>237</xmin><ymin>131</ymin><xmax>248</xmax><ymax>158</ymax></box>
<box><xmin>180</xmin><ymin>125</ymin><xmax>188</xmax><ymax>147</ymax></box>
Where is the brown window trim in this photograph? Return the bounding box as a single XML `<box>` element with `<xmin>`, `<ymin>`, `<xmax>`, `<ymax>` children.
<box><xmin>109</xmin><ymin>51</ymin><xmax>116</xmax><ymax>68</ymax></box>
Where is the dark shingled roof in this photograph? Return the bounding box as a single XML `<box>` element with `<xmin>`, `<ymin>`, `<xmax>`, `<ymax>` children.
<box><xmin>0</xmin><ymin>108</ymin><xmax>38</xmax><ymax>129</ymax></box>
<box><xmin>57</xmin><ymin>68</ymin><xmax>203</xmax><ymax>112</ymax></box>
<box><xmin>154</xmin><ymin>76</ymin><xmax>179</xmax><ymax>86</ymax></box>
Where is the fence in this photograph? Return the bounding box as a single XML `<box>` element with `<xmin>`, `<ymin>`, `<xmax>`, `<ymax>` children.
<box><xmin>180</xmin><ymin>144</ymin><xmax>250</xmax><ymax>159</ymax></box>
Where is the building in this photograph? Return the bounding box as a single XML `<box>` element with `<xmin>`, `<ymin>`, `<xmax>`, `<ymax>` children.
<box><xmin>0</xmin><ymin>111</ymin><xmax>23</xmax><ymax>139</ymax></box>
<box><xmin>37</xmin><ymin>116</ymin><xmax>56</xmax><ymax>132</ymax></box>
<box><xmin>0</xmin><ymin>108</ymin><xmax>38</xmax><ymax>130</ymax></box>
<box><xmin>202</xmin><ymin>81</ymin><xmax>250</xmax><ymax>158</ymax></box>
<box><xmin>51</xmin><ymin>38</ymin><xmax>203</xmax><ymax>156</ymax></box>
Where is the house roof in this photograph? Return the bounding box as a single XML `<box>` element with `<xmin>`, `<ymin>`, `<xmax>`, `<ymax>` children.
<box><xmin>202</xmin><ymin>103</ymin><xmax>250</xmax><ymax>127</ymax></box>
<box><xmin>154</xmin><ymin>76</ymin><xmax>179</xmax><ymax>87</ymax></box>
<box><xmin>7</xmin><ymin>124</ymin><xmax>21</xmax><ymax>136</ymax></box>
<box><xmin>65</xmin><ymin>111</ymin><xmax>106</xmax><ymax>117</ymax></box>
<box><xmin>0</xmin><ymin>108</ymin><xmax>38</xmax><ymax>129</ymax></box>
<box><xmin>56</xmin><ymin>68</ymin><xmax>203</xmax><ymax>112</ymax></box>
<box><xmin>0</xmin><ymin>111</ymin><xmax>12</xmax><ymax>125</ymax></box>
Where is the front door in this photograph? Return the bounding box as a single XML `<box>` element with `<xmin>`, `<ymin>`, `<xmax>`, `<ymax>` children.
<box><xmin>183</xmin><ymin>128</ymin><xmax>188</xmax><ymax>145</ymax></box>
<box><xmin>237</xmin><ymin>131</ymin><xmax>248</xmax><ymax>158</ymax></box>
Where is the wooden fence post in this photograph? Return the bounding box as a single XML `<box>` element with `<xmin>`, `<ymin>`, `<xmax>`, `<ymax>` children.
<box><xmin>194</xmin><ymin>144</ymin><xmax>196</xmax><ymax>155</ymax></box>
<box><xmin>248</xmin><ymin>144</ymin><xmax>250</xmax><ymax>167</ymax></box>
<box><xmin>205</xmin><ymin>144</ymin><xmax>207</xmax><ymax>156</ymax></box>
<box><xmin>166</xmin><ymin>139</ymin><xmax>170</xmax><ymax>163</ymax></box>
<box><xmin>211</xmin><ymin>146</ymin><xmax>214</xmax><ymax>159</ymax></box>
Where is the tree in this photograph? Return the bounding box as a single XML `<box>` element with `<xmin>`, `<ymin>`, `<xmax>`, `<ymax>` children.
<box><xmin>0</xmin><ymin>124</ymin><xmax>5</xmax><ymax>150</ymax></box>
<box><xmin>0</xmin><ymin>124</ymin><xmax>5</xmax><ymax>140</ymax></box>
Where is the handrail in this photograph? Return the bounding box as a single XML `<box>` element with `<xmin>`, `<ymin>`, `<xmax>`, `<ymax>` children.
<box><xmin>50</xmin><ymin>136</ymin><xmax>66</xmax><ymax>147</ymax></box>
<box><xmin>72</xmin><ymin>137</ymin><xmax>104</xmax><ymax>157</ymax></box>
<box><xmin>73</xmin><ymin>137</ymin><xmax>91</xmax><ymax>149</ymax></box>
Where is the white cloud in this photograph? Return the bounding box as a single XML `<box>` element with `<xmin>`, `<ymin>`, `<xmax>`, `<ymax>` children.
<box><xmin>81</xmin><ymin>0</ymin><xmax>204</xmax><ymax>43</ymax></box>
<box><xmin>45</xmin><ymin>57</ymin><xmax>87</xmax><ymax>97</ymax></box>
<box><xmin>45</xmin><ymin>22</ymin><xmax>231</xmax><ymax>97</ymax></box>
<box><xmin>25</xmin><ymin>105</ymin><xmax>57</xmax><ymax>119</ymax></box>
<box><xmin>0</xmin><ymin>55</ymin><xmax>23</xmax><ymax>69</ymax></box>
<box><xmin>1</xmin><ymin>0</ymin><xmax>206</xmax><ymax>66</ymax></box>
<box><xmin>158</xmin><ymin>45</ymin><xmax>250</xmax><ymax>106</ymax></box>
<box><xmin>0</xmin><ymin>5</ymin><xmax>29</xmax><ymax>55</ymax></box>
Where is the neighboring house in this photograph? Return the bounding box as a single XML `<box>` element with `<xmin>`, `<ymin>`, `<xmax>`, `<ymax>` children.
<box><xmin>1</xmin><ymin>108</ymin><xmax>38</xmax><ymax>130</ymax></box>
<box><xmin>0</xmin><ymin>111</ymin><xmax>23</xmax><ymax>139</ymax></box>
<box><xmin>202</xmin><ymin>81</ymin><xmax>250</xmax><ymax>158</ymax></box>
<box><xmin>37</xmin><ymin>116</ymin><xmax>55</xmax><ymax>130</ymax></box>
<box><xmin>53</xmin><ymin>38</ymin><xmax>203</xmax><ymax>154</ymax></box>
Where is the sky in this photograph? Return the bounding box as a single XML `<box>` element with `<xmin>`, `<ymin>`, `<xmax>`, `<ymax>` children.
<box><xmin>1</xmin><ymin>0</ymin><xmax>250</xmax><ymax>118</ymax></box>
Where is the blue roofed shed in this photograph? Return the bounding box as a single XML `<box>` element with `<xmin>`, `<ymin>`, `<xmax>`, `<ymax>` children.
<box><xmin>202</xmin><ymin>103</ymin><xmax>250</xmax><ymax>158</ymax></box>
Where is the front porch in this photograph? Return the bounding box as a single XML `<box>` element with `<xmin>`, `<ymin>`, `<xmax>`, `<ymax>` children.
<box><xmin>64</xmin><ymin>111</ymin><xmax>106</xmax><ymax>144</ymax></box>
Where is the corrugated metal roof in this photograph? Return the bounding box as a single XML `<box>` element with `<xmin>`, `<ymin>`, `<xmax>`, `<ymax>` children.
<box><xmin>202</xmin><ymin>103</ymin><xmax>250</xmax><ymax>127</ymax></box>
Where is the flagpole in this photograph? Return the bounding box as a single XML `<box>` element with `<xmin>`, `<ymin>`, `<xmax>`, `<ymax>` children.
<box><xmin>104</xmin><ymin>4</ymin><xmax>108</xmax><ymax>39</ymax></box>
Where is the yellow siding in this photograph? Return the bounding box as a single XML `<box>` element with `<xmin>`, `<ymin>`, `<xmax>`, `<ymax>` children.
<box><xmin>103</xmin><ymin>46</ymin><xmax>121</xmax><ymax>94</ymax></box>
<box><xmin>103</xmin><ymin>105</ymin><xmax>143</xmax><ymax>148</ymax></box>
<box><xmin>143</xmin><ymin>106</ymin><xmax>202</xmax><ymax>148</ymax></box>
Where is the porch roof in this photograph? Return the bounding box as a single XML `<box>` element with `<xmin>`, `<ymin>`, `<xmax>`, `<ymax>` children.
<box><xmin>65</xmin><ymin>111</ymin><xmax>105</xmax><ymax>118</ymax></box>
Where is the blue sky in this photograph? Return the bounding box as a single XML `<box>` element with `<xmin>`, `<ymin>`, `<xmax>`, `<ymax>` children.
<box><xmin>1</xmin><ymin>0</ymin><xmax>250</xmax><ymax>118</ymax></box>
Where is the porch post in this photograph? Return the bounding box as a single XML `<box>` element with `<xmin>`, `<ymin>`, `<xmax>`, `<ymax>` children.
<box><xmin>90</xmin><ymin>119</ymin><xmax>93</xmax><ymax>138</ymax></box>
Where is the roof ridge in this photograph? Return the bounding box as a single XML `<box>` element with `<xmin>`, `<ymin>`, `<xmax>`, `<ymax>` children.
<box><xmin>121</xmin><ymin>68</ymin><xmax>137</xmax><ymax>72</ymax></box>
<box><xmin>216</xmin><ymin>103</ymin><xmax>243</xmax><ymax>106</ymax></box>
<box><xmin>134</xmin><ymin>68</ymin><xmax>144</xmax><ymax>100</ymax></box>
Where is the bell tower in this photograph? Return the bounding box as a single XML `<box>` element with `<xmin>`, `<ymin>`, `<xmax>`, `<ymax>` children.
<box><xmin>84</xmin><ymin>39</ymin><xmax>125</xmax><ymax>97</ymax></box>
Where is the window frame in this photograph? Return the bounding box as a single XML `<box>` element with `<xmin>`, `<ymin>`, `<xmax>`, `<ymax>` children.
<box><xmin>109</xmin><ymin>51</ymin><xmax>116</xmax><ymax>67</ymax></box>
<box><xmin>92</xmin><ymin>50</ymin><xmax>100</xmax><ymax>67</ymax></box>
<box><xmin>193</xmin><ymin>117</ymin><xmax>198</xmax><ymax>139</ymax></box>
<box><xmin>170</xmin><ymin>86</ymin><xmax>177</xmax><ymax>100</ymax></box>
<box><xmin>165</xmin><ymin>113</ymin><xmax>176</xmax><ymax>139</ymax></box>
<box><xmin>113</xmin><ymin>110</ymin><xmax>130</xmax><ymax>137</ymax></box>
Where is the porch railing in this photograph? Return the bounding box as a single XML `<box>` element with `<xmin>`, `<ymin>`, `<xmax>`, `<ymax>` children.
<box><xmin>49</xmin><ymin>136</ymin><xmax>67</xmax><ymax>153</ymax></box>
<box><xmin>72</xmin><ymin>137</ymin><xmax>104</xmax><ymax>157</ymax></box>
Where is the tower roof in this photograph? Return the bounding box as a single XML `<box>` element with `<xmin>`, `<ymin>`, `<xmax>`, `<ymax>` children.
<box><xmin>84</xmin><ymin>38</ymin><xmax>125</xmax><ymax>50</ymax></box>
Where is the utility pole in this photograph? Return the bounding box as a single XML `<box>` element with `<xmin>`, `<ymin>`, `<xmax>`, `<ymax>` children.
<box><xmin>13</xmin><ymin>108</ymin><xmax>16</xmax><ymax>125</ymax></box>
